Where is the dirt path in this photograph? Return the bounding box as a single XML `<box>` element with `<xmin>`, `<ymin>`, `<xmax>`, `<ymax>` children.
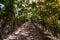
<box><xmin>3</xmin><ymin>21</ymin><xmax>60</xmax><ymax>40</ymax></box>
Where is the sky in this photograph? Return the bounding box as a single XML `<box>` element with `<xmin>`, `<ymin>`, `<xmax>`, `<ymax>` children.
<box><xmin>0</xmin><ymin>3</ymin><xmax>5</xmax><ymax>8</ymax></box>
